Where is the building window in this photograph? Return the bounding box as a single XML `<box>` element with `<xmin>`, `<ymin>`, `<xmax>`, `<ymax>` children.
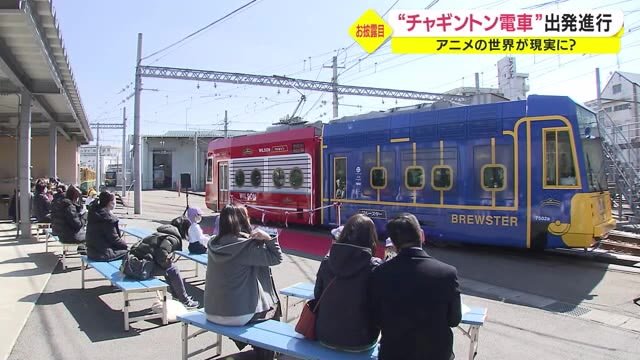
<box><xmin>334</xmin><ymin>157</ymin><xmax>346</xmax><ymax>199</ymax></box>
<box><xmin>251</xmin><ymin>168</ymin><xmax>262</xmax><ymax>187</ymax></box>
<box><xmin>405</xmin><ymin>166</ymin><xmax>425</xmax><ymax>190</ymax></box>
<box><xmin>289</xmin><ymin>167</ymin><xmax>304</xmax><ymax>189</ymax></box>
<box><xmin>235</xmin><ymin>169</ymin><xmax>245</xmax><ymax>187</ymax></box>
<box><xmin>612</xmin><ymin>84</ymin><xmax>622</xmax><ymax>94</ymax></box>
<box><xmin>544</xmin><ymin>129</ymin><xmax>578</xmax><ymax>187</ymax></box>
<box><xmin>613</xmin><ymin>103</ymin><xmax>631</xmax><ymax>112</ymax></box>
<box><xmin>604</xmin><ymin>107</ymin><xmax>612</xmax><ymax>113</ymax></box>
<box><xmin>272</xmin><ymin>168</ymin><xmax>285</xmax><ymax>188</ymax></box>
<box><xmin>206</xmin><ymin>158</ymin><xmax>213</xmax><ymax>183</ymax></box>
<box><xmin>371</xmin><ymin>167</ymin><xmax>387</xmax><ymax>189</ymax></box>
<box><xmin>481</xmin><ymin>165</ymin><xmax>506</xmax><ymax>191</ymax></box>
<box><xmin>431</xmin><ymin>166</ymin><xmax>452</xmax><ymax>190</ymax></box>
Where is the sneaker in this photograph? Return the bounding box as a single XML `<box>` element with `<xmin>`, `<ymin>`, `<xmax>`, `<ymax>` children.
<box><xmin>182</xmin><ymin>297</ymin><xmax>199</xmax><ymax>309</ymax></box>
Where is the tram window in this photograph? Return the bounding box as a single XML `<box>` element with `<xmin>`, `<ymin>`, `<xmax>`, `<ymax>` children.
<box><xmin>481</xmin><ymin>165</ymin><xmax>506</xmax><ymax>191</ymax></box>
<box><xmin>235</xmin><ymin>169</ymin><xmax>245</xmax><ymax>187</ymax></box>
<box><xmin>334</xmin><ymin>157</ymin><xmax>346</xmax><ymax>199</ymax></box>
<box><xmin>432</xmin><ymin>166</ymin><xmax>452</xmax><ymax>190</ymax></box>
<box><xmin>251</xmin><ymin>168</ymin><xmax>262</xmax><ymax>187</ymax></box>
<box><xmin>544</xmin><ymin>129</ymin><xmax>577</xmax><ymax>187</ymax></box>
<box><xmin>206</xmin><ymin>158</ymin><xmax>213</xmax><ymax>183</ymax></box>
<box><xmin>405</xmin><ymin>166</ymin><xmax>425</xmax><ymax>190</ymax></box>
<box><xmin>290</xmin><ymin>167</ymin><xmax>304</xmax><ymax>189</ymax></box>
<box><xmin>371</xmin><ymin>167</ymin><xmax>387</xmax><ymax>189</ymax></box>
<box><xmin>272</xmin><ymin>168</ymin><xmax>285</xmax><ymax>188</ymax></box>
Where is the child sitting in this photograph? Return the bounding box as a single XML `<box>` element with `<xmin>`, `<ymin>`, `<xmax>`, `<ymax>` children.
<box><xmin>186</xmin><ymin>207</ymin><xmax>209</xmax><ymax>254</ymax></box>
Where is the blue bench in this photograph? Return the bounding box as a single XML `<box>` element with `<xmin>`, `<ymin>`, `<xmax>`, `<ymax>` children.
<box><xmin>121</xmin><ymin>227</ymin><xmax>153</xmax><ymax>241</ymax></box>
<box><xmin>279</xmin><ymin>282</ymin><xmax>488</xmax><ymax>360</ymax></box>
<box><xmin>178</xmin><ymin>311</ymin><xmax>378</xmax><ymax>360</ymax></box>
<box><xmin>44</xmin><ymin>228</ymin><xmax>81</xmax><ymax>270</ymax></box>
<box><xmin>80</xmin><ymin>255</ymin><xmax>169</xmax><ymax>331</ymax></box>
<box><xmin>175</xmin><ymin>250</ymin><xmax>207</xmax><ymax>277</ymax></box>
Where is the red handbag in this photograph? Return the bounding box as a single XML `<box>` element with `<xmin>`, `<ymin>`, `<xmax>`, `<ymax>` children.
<box><xmin>294</xmin><ymin>278</ymin><xmax>336</xmax><ymax>340</ymax></box>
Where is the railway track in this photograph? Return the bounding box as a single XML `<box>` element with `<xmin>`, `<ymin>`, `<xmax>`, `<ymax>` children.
<box><xmin>601</xmin><ymin>230</ymin><xmax>640</xmax><ymax>257</ymax></box>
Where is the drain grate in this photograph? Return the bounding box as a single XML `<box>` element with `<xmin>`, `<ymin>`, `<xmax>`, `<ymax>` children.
<box><xmin>543</xmin><ymin>302</ymin><xmax>592</xmax><ymax>317</ymax></box>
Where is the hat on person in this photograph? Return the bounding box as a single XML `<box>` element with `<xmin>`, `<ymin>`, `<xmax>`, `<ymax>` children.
<box><xmin>186</xmin><ymin>207</ymin><xmax>203</xmax><ymax>223</ymax></box>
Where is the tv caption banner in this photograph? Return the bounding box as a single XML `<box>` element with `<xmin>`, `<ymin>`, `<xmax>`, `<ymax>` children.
<box><xmin>349</xmin><ymin>9</ymin><xmax>624</xmax><ymax>54</ymax></box>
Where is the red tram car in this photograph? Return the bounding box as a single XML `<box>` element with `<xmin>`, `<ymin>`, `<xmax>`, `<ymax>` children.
<box><xmin>205</xmin><ymin>126</ymin><xmax>322</xmax><ymax>226</ymax></box>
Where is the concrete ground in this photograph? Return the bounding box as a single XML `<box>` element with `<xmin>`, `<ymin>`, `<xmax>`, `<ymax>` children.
<box><xmin>3</xmin><ymin>190</ymin><xmax>640</xmax><ymax>360</ymax></box>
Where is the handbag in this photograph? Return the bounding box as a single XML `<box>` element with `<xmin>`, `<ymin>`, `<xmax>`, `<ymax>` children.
<box><xmin>119</xmin><ymin>253</ymin><xmax>155</xmax><ymax>280</ymax></box>
<box><xmin>294</xmin><ymin>277</ymin><xmax>336</xmax><ymax>340</ymax></box>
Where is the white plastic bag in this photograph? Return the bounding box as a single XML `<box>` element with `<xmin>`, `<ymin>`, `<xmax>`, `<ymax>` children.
<box><xmin>152</xmin><ymin>299</ymin><xmax>188</xmax><ymax>323</ymax></box>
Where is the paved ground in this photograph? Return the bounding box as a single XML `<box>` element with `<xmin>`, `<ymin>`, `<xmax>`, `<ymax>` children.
<box><xmin>3</xmin><ymin>190</ymin><xmax>640</xmax><ymax>360</ymax></box>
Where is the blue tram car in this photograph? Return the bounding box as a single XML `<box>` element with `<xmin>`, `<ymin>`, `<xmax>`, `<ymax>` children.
<box><xmin>320</xmin><ymin>95</ymin><xmax>615</xmax><ymax>249</ymax></box>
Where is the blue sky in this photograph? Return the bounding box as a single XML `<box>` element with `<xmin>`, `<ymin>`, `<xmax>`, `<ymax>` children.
<box><xmin>52</xmin><ymin>0</ymin><xmax>640</xmax><ymax>146</ymax></box>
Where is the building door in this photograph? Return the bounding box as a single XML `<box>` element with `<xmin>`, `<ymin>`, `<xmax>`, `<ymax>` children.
<box><xmin>218</xmin><ymin>161</ymin><xmax>229</xmax><ymax>208</ymax></box>
<box><xmin>153</xmin><ymin>152</ymin><xmax>172</xmax><ymax>189</ymax></box>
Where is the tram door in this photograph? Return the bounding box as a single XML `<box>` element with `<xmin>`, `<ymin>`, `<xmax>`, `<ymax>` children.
<box><xmin>218</xmin><ymin>162</ymin><xmax>229</xmax><ymax>209</ymax></box>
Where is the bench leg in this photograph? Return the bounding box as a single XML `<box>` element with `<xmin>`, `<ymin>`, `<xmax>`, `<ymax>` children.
<box><xmin>45</xmin><ymin>233</ymin><xmax>49</xmax><ymax>253</ymax></box>
<box><xmin>468</xmin><ymin>325</ymin><xmax>479</xmax><ymax>360</ymax></box>
<box><xmin>62</xmin><ymin>249</ymin><xmax>67</xmax><ymax>270</ymax></box>
<box><xmin>81</xmin><ymin>257</ymin><xmax>86</xmax><ymax>289</ymax></box>
<box><xmin>216</xmin><ymin>333</ymin><xmax>222</xmax><ymax>356</ymax></box>
<box><xmin>284</xmin><ymin>295</ymin><xmax>289</xmax><ymax>322</ymax></box>
<box><xmin>182</xmin><ymin>322</ymin><xmax>189</xmax><ymax>360</ymax></box>
<box><xmin>195</xmin><ymin>263</ymin><xmax>199</xmax><ymax>277</ymax></box>
<box><xmin>124</xmin><ymin>291</ymin><xmax>130</xmax><ymax>331</ymax></box>
<box><xmin>161</xmin><ymin>288</ymin><xmax>168</xmax><ymax>325</ymax></box>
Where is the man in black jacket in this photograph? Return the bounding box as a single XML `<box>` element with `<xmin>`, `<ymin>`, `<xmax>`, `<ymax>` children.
<box><xmin>370</xmin><ymin>213</ymin><xmax>462</xmax><ymax>360</ymax></box>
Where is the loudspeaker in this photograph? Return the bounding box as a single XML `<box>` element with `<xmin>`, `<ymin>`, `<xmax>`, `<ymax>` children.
<box><xmin>180</xmin><ymin>173</ymin><xmax>192</xmax><ymax>189</ymax></box>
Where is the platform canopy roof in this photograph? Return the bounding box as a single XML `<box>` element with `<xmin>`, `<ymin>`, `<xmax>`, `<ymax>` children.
<box><xmin>0</xmin><ymin>0</ymin><xmax>91</xmax><ymax>143</ymax></box>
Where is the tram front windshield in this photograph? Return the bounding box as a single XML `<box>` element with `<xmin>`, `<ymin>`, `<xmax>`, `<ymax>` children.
<box><xmin>576</xmin><ymin>104</ymin><xmax>607</xmax><ymax>192</ymax></box>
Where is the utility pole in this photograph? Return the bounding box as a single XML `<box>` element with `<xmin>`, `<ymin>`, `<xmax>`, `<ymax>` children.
<box><xmin>194</xmin><ymin>131</ymin><xmax>199</xmax><ymax>191</ymax></box>
<box><xmin>323</xmin><ymin>56</ymin><xmax>344</xmax><ymax>119</ymax></box>
<box><xmin>133</xmin><ymin>33</ymin><xmax>143</xmax><ymax>214</ymax></box>
<box><xmin>95</xmin><ymin>124</ymin><xmax>100</xmax><ymax>191</ymax></box>
<box><xmin>224</xmin><ymin>110</ymin><xmax>228</xmax><ymax>138</ymax></box>
<box><xmin>122</xmin><ymin>107</ymin><xmax>127</xmax><ymax>197</ymax></box>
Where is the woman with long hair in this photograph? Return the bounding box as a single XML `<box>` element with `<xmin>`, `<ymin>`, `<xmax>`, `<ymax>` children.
<box><xmin>50</xmin><ymin>185</ymin><xmax>86</xmax><ymax>248</ymax></box>
<box><xmin>204</xmin><ymin>204</ymin><xmax>283</xmax><ymax>359</ymax></box>
<box><xmin>86</xmin><ymin>191</ymin><xmax>128</xmax><ymax>262</ymax></box>
<box><xmin>314</xmin><ymin>213</ymin><xmax>381</xmax><ymax>351</ymax></box>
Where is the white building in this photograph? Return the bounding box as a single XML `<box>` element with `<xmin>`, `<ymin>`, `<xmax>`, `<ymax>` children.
<box><xmin>497</xmin><ymin>56</ymin><xmax>530</xmax><ymax>101</ymax></box>
<box><xmin>80</xmin><ymin>145</ymin><xmax>122</xmax><ymax>177</ymax></box>
<box><xmin>585</xmin><ymin>71</ymin><xmax>640</xmax><ymax>168</ymax></box>
<box><xmin>139</xmin><ymin>130</ymin><xmax>254</xmax><ymax>191</ymax></box>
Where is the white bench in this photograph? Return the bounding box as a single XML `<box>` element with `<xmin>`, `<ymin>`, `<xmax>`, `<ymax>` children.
<box><xmin>80</xmin><ymin>255</ymin><xmax>169</xmax><ymax>331</ymax></box>
<box><xmin>178</xmin><ymin>311</ymin><xmax>378</xmax><ymax>360</ymax></box>
<box><xmin>279</xmin><ymin>282</ymin><xmax>488</xmax><ymax>360</ymax></box>
<box><xmin>121</xmin><ymin>227</ymin><xmax>153</xmax><ymax>241</ymax></box>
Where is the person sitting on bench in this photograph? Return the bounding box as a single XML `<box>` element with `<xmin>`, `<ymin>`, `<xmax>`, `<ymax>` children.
<box><xmin>86</xmin><ymin>191</ymin><xmax>128</xmax><ymax>262</ymax></box>
<box><xmin>131</xmin><ymin>216</ymin><xmax>199</xmax><ymax>308</ymax></box>
<box><xmin>314</xmin><ymin>213</ymin><xmax>382</xmax><ymax>352</ymax></box>
<box><xmin>51</xmin><ymin>185</ymin><xmax>87</xmax><ymax>253</ymax></box>
<box><xmin>33</xmin><ymin>181</ymin><xmax>52</xmax><ymax>223</ymax></box>
<box><xmin>186</xmin><ymin>207</ymin><xmax>209</xmax><ymax>254</ymax></box>
<box><xmin>204</xmin><ymin>204</ymin><xmax>283</xmax><ymax>360</ymax></box>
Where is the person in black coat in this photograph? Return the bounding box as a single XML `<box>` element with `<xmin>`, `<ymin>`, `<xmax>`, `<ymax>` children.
<box><xmin>32</xmin><ymin>182</ymin><xmax>52</xmax><ymax>223</ymax></box>
<box><xmin>50</xmin><ymin>185</ymin><xmax>86</xmax><ymax>244</ymax></box>
<box><xmin>314</xmin><ymin>214</ymin><xmax>381</xmax><ymax>351</ymax></box>
<box><xmin>86</xmin><ymin>191</ymin><xmax>128</xmax><ymax>262</ymax></box>
<box><xmin>130</xmin><ymin>216</ymin><xmax>199</xmax><ymax>308</ymax></box>
<box><xmin>370</xmin><ymin>213</ymin><xmax>461</xmax><ymax>360</ymax></box>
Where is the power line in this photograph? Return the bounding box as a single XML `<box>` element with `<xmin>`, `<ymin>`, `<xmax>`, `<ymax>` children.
<box><xmin>141</xmin><ymin>0</ymin><xmax>261</xmax><ymax>61</ymax></box>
